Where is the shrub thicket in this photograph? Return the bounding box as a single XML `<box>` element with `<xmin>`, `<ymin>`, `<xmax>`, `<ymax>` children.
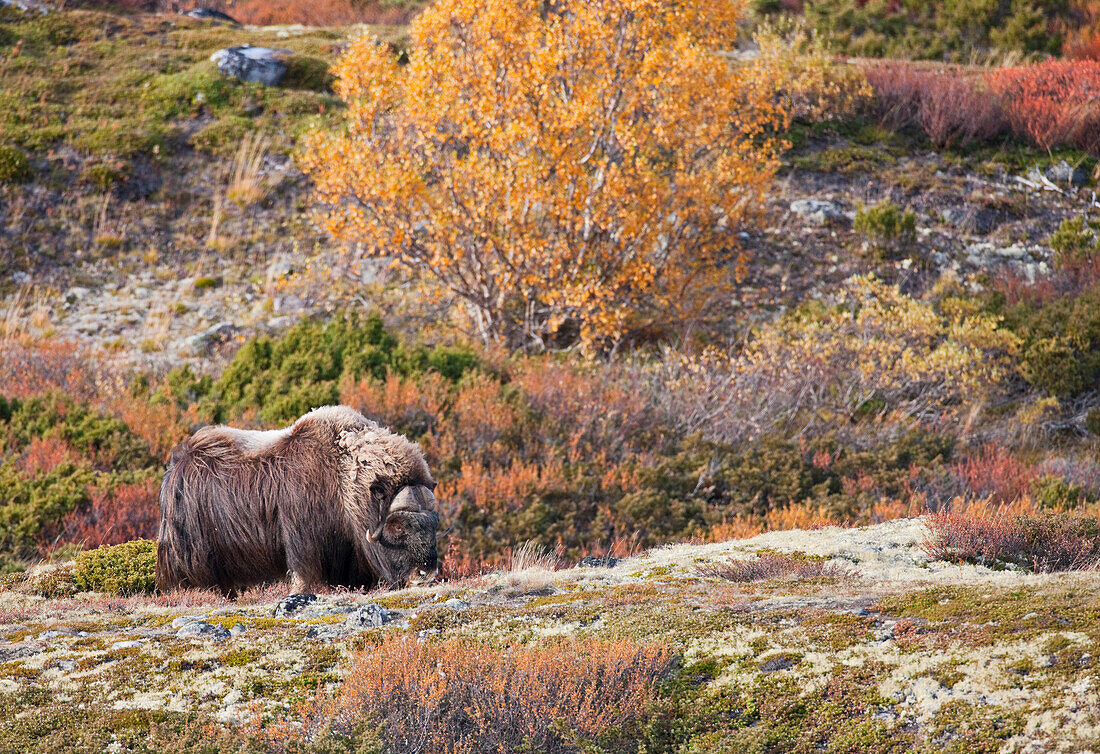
<box><xmin>72</xmin><ymin>539</ymin><xmax>156</xmax><ymax>594</ymax></box>
<box><xmin>166</xmin><ymin>314</ymin><xmax>481</xmax><ymax>425</ymax></box>
<box><xmin>987</xmin><ymin>283</ymin><xmax>1100</xmax><ymax>399</ymax></box>
<box><xmin>796</xmin><ymin>0</ymin><xmax>1066</xmax><ymax>62</ymax></box>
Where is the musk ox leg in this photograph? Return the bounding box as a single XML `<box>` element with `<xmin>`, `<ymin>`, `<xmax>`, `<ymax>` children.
<box><xmin>289</xmin><ymin>572</ymin><xmax>313</xmax><ymax>595</ymax></box>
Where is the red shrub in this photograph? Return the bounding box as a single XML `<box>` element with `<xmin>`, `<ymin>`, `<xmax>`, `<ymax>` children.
<box><xmin>917</xmin><ymin>73</ymin><xmax>1004</xmax><ymax>147</ymax></box>
<box><xmin>54</xmin><ymin>478</ymin><xmax>160</xmax><ymax>550</ymax></box>
<box><xmin>196</xmin><ymin>0</ymin><xmax>418</xmax><ymax>26</ymax></box>
<box><xmin>270</xmin><ymin>635</ymin><xmax>674</xmax><ymax>752</ymax></box>
<box><xmin>951</xmin><ymin>445</ymin><xmax>1039</xmax><ymax>506</ymax></box>
<box><xmin>987</xmin><ymin>60</ymin><xmax>1100</xmax><ymax>154</ymax></box>
<box><xmin>924</xmin><ymin>509</ymin><xmax>1100</xmax><ymax>572</ymax></box>
<box><xmin>862</xmin><ymin>61</ymin><xmax>925</xmax><ymax>131</ymax></box>
<box><xmin>15</xmin><ymin>436</ymin><xmax>77</xmax><ymax>476</ymax></box>
<box><xmin>862</xmin><ymin>61</ymin><xmax>1005</xmax><ymax>147</ymax></box>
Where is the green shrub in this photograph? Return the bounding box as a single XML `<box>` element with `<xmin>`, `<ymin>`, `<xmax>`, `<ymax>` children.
<box><xmin>189</xmin><ymin>116</ymin><xmax>256</xmax><ymax>155</ymax></box>
<box><xmin>170</xmin><ymin>314</ymin><xmax>482</xmax><ymax>425</ymax></box>
<box><xmin>801</xmin><ymin>0</ymin><xmax>1065</xmax><ymax>62</ymax></box>
<box><xmin>1030</xmin><ymin>474</ymin><xmax>1089</xmax><ymax>508</ymax></box>
<box><xmin>1048</xmin><ymin>216</ymin><xmax>1100</xmax><ymax>269</ymax></box>
<box><xmin>990</xmin><ymin>284</ymin><xmax>1100</xmax><ymax>399</ymax></box>
<box><xmin>1087</xmin><ymin>409</ymin><xmax>1100</xmax><ymax>436</ymax></box>
<box><xmin>0</xmin><ymin>462</ymin><xmax>94</xmax><ymax>567</ymax></box>
<box><xmin>73</xmin><ymin>540</ymin><xmax>156</xmax><ymax>595</ymax></box>
<box><xmin>281</xmin><ymin>55</ymin><xmax>335</xmax><ymax>92</ymax></box>
<box><xmin>3</xmin><ymin>392</ymin><xmax>156</xmax><ymax>471</ymax></box>
<box><xmin>854</xmin><ymin>199</ymin><xmax>917</xmax><ymax>257</ymax></box>
<box><xmin>0</xmin><ymin>144</ymin><xmax>32</xmax><ymax>183</ymax></box>
<box><xmin>80</xmin><ymin>160</ymin><xmax>131</xmax><ymax>192</ymax></box>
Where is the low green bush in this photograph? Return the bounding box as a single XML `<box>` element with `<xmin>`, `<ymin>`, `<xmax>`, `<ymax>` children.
<box><xmin>989</xmin><ymin>284</ymin><xmax>1100</xmax><ymax>399</ymax></box>
<box><xmin>167</xmin><ymin>313</ymin><xmax>482</xmax><ymax>425</ymax></box>
<box><xmin>0</xmin><ymin>144</ymin><xmax>31</xmax><ymax>183</ymax></box>
<box><xmin>1048</xmin><ymin>216</ymin><xmax>1100</xmax><ymax>269</ymax></box>
<box><xmin>799</xmin><ymin>0</ymin><xmax>1065</xmax><ymax>62</ymax></box>
<box><xmin>854</xmin><ymin>199</ymin><xmax>917</xmax><ymax>257</ymax></box>
<box><xmin>73</xmin><ymin>540</ymin><xmax>156</xmax><ymax>595</ymax></box>
<box><xmin>188</xmin><ymin>116</ymin><xmax>256</xmax><ymax>156</ymax></box>
<box><xmin>280</xmin><ymin>55</ymin><xmax>334</xmax><ymax>92</ymax></box>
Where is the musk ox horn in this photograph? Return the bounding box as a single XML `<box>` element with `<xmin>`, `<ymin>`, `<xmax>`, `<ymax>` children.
<box><xmin>390</xmin><ymin>484</ymin><xmax>436</xmax><ymax>513</ymax></box>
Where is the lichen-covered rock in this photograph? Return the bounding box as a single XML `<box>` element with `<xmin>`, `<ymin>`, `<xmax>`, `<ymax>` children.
<box><xmin>210</xmin><ymin>46</ymin><xmax>291</xmax><ymax>86</ymax></box>
<box><xmin>345</xmin><ymin>603</ymin><xmax>390</xmax><ymax>628</ymax></box>
<box><xmin>176</xmin><ymin>620</ymin><xmax>231</xmax><ymax>642</ymax></box>
<box><xmin>274</xmin><ymin>593</ymin><xmax>317</xmax><ymax>617</ymax></box>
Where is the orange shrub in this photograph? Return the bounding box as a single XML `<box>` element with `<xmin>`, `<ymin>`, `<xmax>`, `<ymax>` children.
<box><xmin>0</xmin><ymin>341</ymin><xmax>95</xmax><ymax>401</ymax></box>
<box><xmin>303</xmin><ymin>0</ymin><xmax>782</xmax><ymax>351</ymax></box>
<box><xmin>275</xmin><ymin>635</ymin><xmax>673</xmax><ymax>752</ymax></box>
<box><xmin>987</xmin><ymin>60</ymin><xmax>1100</xmax><ymax>154</ymax></box>
<box><xmin>54</xmin><ymin>478</ymin><xmax>160</xmax><ymax>550</ymax></box>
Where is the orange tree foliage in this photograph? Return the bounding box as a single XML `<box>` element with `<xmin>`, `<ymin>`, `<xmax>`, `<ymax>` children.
<box><xmin>302</xmin><ymin>0</ymin><xmax>784</xmax><ymax>351</ymax></box>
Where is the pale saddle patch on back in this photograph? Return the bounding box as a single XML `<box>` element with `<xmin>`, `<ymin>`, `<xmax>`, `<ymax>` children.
<box><xmin>213</xmin><ymin>426</ymin><xmax>293</xmax><ymax>454</ymax></box>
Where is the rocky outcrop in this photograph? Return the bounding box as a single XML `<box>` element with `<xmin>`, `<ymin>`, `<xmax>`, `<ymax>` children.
<box><xmin>210</xmin><ymin>46</ymin><xmax>291</xmax><ymax>86</ymax></box>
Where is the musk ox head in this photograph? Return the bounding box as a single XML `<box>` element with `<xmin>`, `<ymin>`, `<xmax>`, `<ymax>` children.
<box><xmin>371</xmin><ymin>484</ymin><xmax>440</xmax><ymax>586</ymax></box>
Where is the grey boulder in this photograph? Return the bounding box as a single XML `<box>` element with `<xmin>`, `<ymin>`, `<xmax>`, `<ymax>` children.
<box><xmin>210</xmin><ymin>45</ymin><xmax>291</xmax><ymax>86</ymax></box>
<box><xmin>176</xmin><ymin>621</ymin><xmax>231</xmax><ymax>642</ymax></box>
<box><xmin>789</xmin><ymin>199</ymin><xmax>843</xmax><ymax>226</ymax></box>
<box><xmin>345</xmin><ymin>603</ymin><xmax>391</xmax><ymax>629</ymax></box>
<box><xmin>1045</xmin><ymin>160</ymin><xmax>1088</xmax><ymax>188</ymax></box>
<box><xmin>183</xmin><ymin>8</ymin><xmax>240</xmax><ymax>25</ymax></box>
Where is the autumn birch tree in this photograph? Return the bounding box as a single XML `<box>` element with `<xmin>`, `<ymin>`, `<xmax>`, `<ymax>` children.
<box><xmin>302</xmin><ymin>0</ymin><xmax>785</xmax><ymax>351</ymax></box>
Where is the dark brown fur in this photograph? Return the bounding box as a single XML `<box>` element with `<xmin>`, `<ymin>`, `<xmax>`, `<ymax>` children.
<box><xmin>156</xmin><ymin>406</ymin><xmax>439</xmax><ymax>594</ymax></box>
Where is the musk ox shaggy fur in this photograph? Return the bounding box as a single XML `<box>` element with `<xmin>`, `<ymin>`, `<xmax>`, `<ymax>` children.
<box><xmin>156</xmin><ymin>405</ymin><xmax>440</xmax><ymax>594</ymax></box>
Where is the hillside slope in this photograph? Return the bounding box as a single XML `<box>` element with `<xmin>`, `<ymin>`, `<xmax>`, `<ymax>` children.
<box><xmin>3</xmin><ymin>519</ymin><xmax>1099</xmax><ymax>751</ymax></box>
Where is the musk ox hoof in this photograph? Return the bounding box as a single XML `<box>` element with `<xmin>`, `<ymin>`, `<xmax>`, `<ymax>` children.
<box><xmin>176</xmin><ymin>621</ymin><xmax>231</xmax><ymax>642</ymax></box>
<box><xmin>274</xmin><ymin>593</ymin><xmax>317</xmax><ymax>618</ymax></box>
<box><xmin>345</xmin><ymin>603</ymin><xmax>390</xmax><ymax>628</ymax></box>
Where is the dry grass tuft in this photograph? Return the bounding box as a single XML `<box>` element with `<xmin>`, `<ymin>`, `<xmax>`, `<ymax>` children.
<box><xmin>696</xmin><ymin>553</ymin><xmax>857</xmax><ymax>582</ymax></box>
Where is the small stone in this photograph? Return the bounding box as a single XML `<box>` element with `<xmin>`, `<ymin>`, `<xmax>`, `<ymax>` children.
<box><xmin>229</xmin><ymin>623</ymin><xmax>247</xmax><ymax>636</ymax></box>
<box><xmin>345</xmin><ymin>603</ymin><xmax>390</xmax><ymax>629</ymax></box>
<box><xmin>443</xmin><ymin>598</ymin><xmax>469</xmax><ymax>611</ymax></box>
<box><xmin>171</xmin><ymin>615</ymin><xmax>205</xmax><ymax>629</ymax></box>
<box><xmin>56</xmin><ymin>660</ymin><xmax>76</xmax><ymax>672</ymax></box>
<box><xmin>38</xmin><ymin>629</ymin><xmax>75</xmax><ymax>640</ymax></box>
<box><xmin>274</xmin><ymin>593</ymin><xmax>317</xmax><ymax>618</ymax></box>
<box><xmin>109</xmin><ymin>640</ymin><xmax>143</xmax><ymax>651</ymax></box>
<box><xmin>758</xmin><ymin>654</ymin><xmax>798</xmax><ymax>672</ymax></box>
<box><xmin>183</xmin><ymin>7</ymin><xmax>240</xmax><ymax>24</ymax></box>
<box><xmin>1045</xmin><ymin>159</ymin><xmax>1088</xmax><ymax>188</ymax></box>
<box><xmin>417</xmin><ymin>628</ymin><xmax>441</xmax><ymax>641</ymax></box>
<box><xmin>578</xmin><ymin>556</ymin><xmax>621</xmax><ymax>568</ymax></box>
<box><xmin>789</xmin><ymin>199</ymin><xmax>842</xmax><ymax>226</ymax></box>
<box><xmin>176</xmin><ymin>621</ymin><xmax>231</xmax><ymax>642</ymax></box>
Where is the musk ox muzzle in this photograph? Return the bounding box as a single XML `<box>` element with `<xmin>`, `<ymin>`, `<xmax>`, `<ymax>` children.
<box><xmin>155</xmin><ymin>405</ymin><xmax>441</xmax><ymax>595</ymax></box>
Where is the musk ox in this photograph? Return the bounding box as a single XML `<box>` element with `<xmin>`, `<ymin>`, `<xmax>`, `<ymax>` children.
<box><xmin>156</xmin><ymin>405</ymin><xmax>440</xmax><ymax>594</ymax></box>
